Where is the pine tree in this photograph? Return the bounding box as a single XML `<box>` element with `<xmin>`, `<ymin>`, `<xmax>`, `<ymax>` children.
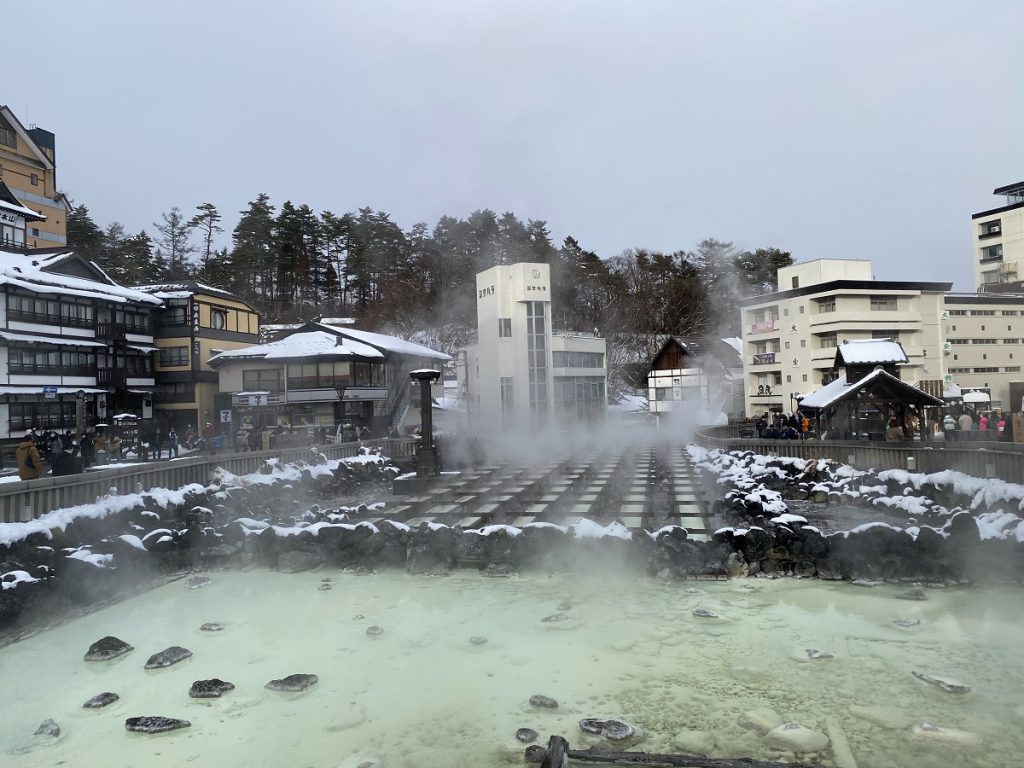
<box><xmin>188</xmin><ymin>202</ymin><xmax>223</xmax><ymax>275</ymax></box>
<box><xmin>153</xmin><ymin>207</ymin><xmax>197</xmax><ymax>281</ymax></box>
<box><xmin>66</xmin><ymin>204</ymin><xmax>105</xmax><ymax>264</ymax></box>
<box><xmin>230</xmin><ymin>194</ymin><xmax>276</xmax><ymax>307</ymax></box>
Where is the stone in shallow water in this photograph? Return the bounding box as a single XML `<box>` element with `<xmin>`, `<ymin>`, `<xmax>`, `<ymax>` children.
<box><xmin>189</xmin><ymin>679</ymin><xmax>235</xmax><ymax>698</ymax></box>
<box><xmin>764</xmin><ymin>722</ymin><xmax>829</xmax><ymax>753</ymax></box>
<box><xmin>557</xmin><ymin>602</ymin><xmax>572</xmax><ymax>611</ymax></box>
<box><xmin>469</xmin><ymin>636</ymin><xmax>488</xmax><ymax>645</ymax></box>
<box><xmin>125</xmin><ymin>716</ymin><xmax>191</xmax><ymax>734</ymax></box>
<box><xmin>318</xmin><ymin>582</ymin><xmax>333</xmax><ymax>591</ymax></box>
<box><xmin>265</xmin><ymin>673</ymin><xmax>318</xmax><ymax>692</ymax></box>
<box><xmin>851</xmin><ymin>578</ymin><xmax>883</xmax><ymax>588</ymax></box>
<box><xmin>200</xmin><ymin>623</ymin><xmax>225</xmax><ymax>632</ymax></box>
<box><xmin>84</xmin><ymin>636</ymin><xmax>134</xmax><ymax>662</ymax></box>
<box><xmin>83</xmin><ymin>692</ymin><xmax>120</xmax><ymax>709</ymax></box>
<box><xmin>579</xmin><ymin>718</ymin><xmax>636</xmax><ymax>742</ymax></box>
<box><xmin>529</xmin><ymin>694</ymin><xmax>558</xmax><ymax>709</ymax></box>
<box><xmin>912</xmin><ymin>722</ymin><xmax>981</xmax><ymax>746</ymax></box>
<box><xmin>515</xmin><ymin>727</ymin><xmax>538</xmax><ymax>743</ymax></box>
<box><xmin>738</xmin><ymin>707</ymin><xmax>784</xmax><ymax>735</ymax></box>
<box><xmin>792</xmin><ymin>648</ymin><xmax>834</xmax><ymax>662</ymax></box>
<box><xmin>366</xmin><ymin>625</ymin><xmax>384</xmax><ymax>637</ymax></box>
<box><xmin>672</xmin><ymin>729</ymin><xmax>717</xmax><ymax>754</ymax></box>
<box><xmin>848</xmin><ymin>704</ymin><xmax>908</xmax><ymax>730</ymax></box>
<box><xmin>692</xmin><ymin>608</ymin><xmax>718</xmax><ymax>618</ymax></box>
<box><xmin>912</xmin><ymin>671</ymin><xmax>971</xmax><ymax>695</ymax></box>
<box><xmin>541</xmin><ymin>612</ymin><xmax>569</xmax><ymax>623</ymax></box>
<box><xmin>892</xmin><ymin>617</ymin><xmax>921</xmax><ymax>629</ymax></box>
<box><xmin>144</xmin><ymin>646</ymin><xmax>193</xmax><ymax>669</ymax></box>
<box><xmin>34</xmin><ymin>719</ymin><xmax>60</xmax><ymax>738</ymax></box>
<box><xmin>185</xmin><ymin>575</ymin><xmax>212</xmax><ymax>590</ymax></box>
<box><xmin>895</xmin><ymin>588</ymin><xmax>928</xmax><ymax>601</ymax></box>
<box><xmin>524</xmin><ymin>745</ymin><xmax>546</xmax><ymax>763</ymax></box>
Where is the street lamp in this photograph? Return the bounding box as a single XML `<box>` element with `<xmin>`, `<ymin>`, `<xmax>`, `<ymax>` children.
<box><xmin>75</xmin><ymin>389</ymin><xmax>86</xmax><ymax>438</ymax></box>
<box><xmin>409</xmin><ymin>369</ymin><xmax>441</xmax><ymax>477</ymax></box>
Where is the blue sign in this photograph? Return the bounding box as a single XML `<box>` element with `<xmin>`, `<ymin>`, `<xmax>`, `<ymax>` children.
<box><xmin>42</xmin><ymin>386</ymin><xmax>58</xmax><ymax>394</ymax></box>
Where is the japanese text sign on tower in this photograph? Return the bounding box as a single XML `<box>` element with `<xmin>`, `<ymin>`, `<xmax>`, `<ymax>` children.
<box><xmin>220</xmin><ymin>410</ymin><xmax>232</xmax><ymax>424</ymax></box>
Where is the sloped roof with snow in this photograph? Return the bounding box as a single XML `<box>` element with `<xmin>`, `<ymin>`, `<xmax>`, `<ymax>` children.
<box><xmin>134</xmin><ymin>281</ymin><xmax>254</xmax><ymax>306</ymax></box>
<box><xmin>209</xmin><ymin>323</ymin><xmax>450</xmax><ymax>366</ymax></box>
<box><xmin>800</xmin><ymin>368</ymin><xmax>943</xmax><ymax>411</ymax></box>
<box><xmin>835</xmin><ymin>339</ymin><xmax>908</xmax><ymax>366</ymax></box>
<box><xmin>0</xmin><ymin>249</ymin><xmax>163</xmax><ymax>305</ymax></box>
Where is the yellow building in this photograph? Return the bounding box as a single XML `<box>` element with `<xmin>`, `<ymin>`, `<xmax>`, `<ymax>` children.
<box><xmin>134</xmin><ymin>282</ymin><xmax>260</xmax><ymax>431</ymax></box>
<box><xmin>0</xmin><ymin>106</ymin><xmax>70</xmax><ymax>249</ymax></box>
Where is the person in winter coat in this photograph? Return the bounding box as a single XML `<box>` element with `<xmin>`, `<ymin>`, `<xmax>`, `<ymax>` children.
<box><xmin>52</xmin><ymin>447</ymin><xmax>82</xmax><ymax>476</ymax></box>
<box><xmin>16</xmin><ymin>432</ymin><xmax>42</xmax><ymax>480</ymax></box>
<box><xmin>166</xmin><ymin>427</ymin><xmax>179</xmax><ymax>459</ymax></box>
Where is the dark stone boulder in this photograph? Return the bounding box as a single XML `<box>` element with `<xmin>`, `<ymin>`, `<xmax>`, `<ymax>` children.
<box><xmin>34</xmin><ymin>719</ymin><xmax>60</xmax><ymax>737</ymax></box>
<box><xmin>85</xmin><ymin>636</ymin><xmax>134</xmax><ymax>662</ymax></box>
<box><xmin>144</xmin><ymin>646</ymin><xmax>193</xmax><ymax>669</ymax></box>
<box><xmin>277</xmin><ymin>550</ymin><xmax>323</xmax><ymax>573</ymax></box>
<box><xmin>516</xmin><ymin>727</ymin><xmax>539</xmax><ymax>743</ymax></box>
<box><xmin>125</xmin><ymin>716</ymin><xmax>191</xmax><ymax>734</ymax></box>
<box><xmin>200</xmin><ymin>622</ymin><xmax>225</xmax><ymax>632</ymax></box>
<box><xmin>184</xmin><ymin>575</ymin><xmax>212</xmax><ymax>590</ymax></box>
<box><xmin>265</xmin><ymin>673</ymin><xmax>318</xmax><ymax>692</ymax></box>
<box><xmin>83</xmin><ymin>692</ymin><xmax>119</xmax><ymax>709</ymax></box>
<box><xmin>189</xmin><ymin>679</ymin><xmax>235</xmax><ymax>699</ymax></box>
<box><xmin>406</xmin><ymin>524</ymin><xmax>456</xmax><ymax>574</ymax></box>
<box><xmin>529</xmin><ymin>694</ymin><xmax>558</xmax><ymax>708</ymax></box>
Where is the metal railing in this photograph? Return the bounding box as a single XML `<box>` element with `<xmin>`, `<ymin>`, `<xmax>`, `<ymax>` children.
<box><xmin>694</xmin><ymin>425</ymin><xmax>1024</xmax><ymax>483</ymax></box>
<box><xmin>0</xmin><ymin>437</ymin><xmax>417</xmax><ymax>523</ymax></box>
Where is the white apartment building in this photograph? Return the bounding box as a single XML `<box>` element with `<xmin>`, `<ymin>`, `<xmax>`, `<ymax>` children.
<box><xmin>739</xmin><ymin>260</ymin><xmax>950</xmax><ymax>417</ymax></box>
<box><xmin>463</xmin><ymin>262</ymin><xmax>607</xmax><ymax>433</ymax></box>
<box><xmin>971</xmin><ymin>181</ymin><xmax>1024</xmax><ymax>290</ymax></box>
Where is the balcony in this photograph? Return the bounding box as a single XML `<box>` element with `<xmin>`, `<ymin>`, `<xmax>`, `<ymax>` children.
<box><xmin>979</xmin><ymin>227</ymin><xmax>1002</xmax><ymax>240</ymax></box>
<box><xmin>96</xmin><ymin>322</ymin><xmax>127</xmax><ymax>343</ymax></box>
<box><xmin>97</xmin><ymin>368</ymin><xmax>127</xmax><ymax>387</ymax></box>
<box><xmin>752</xmin><ymin>353</ymin><xmax>777</xmax><ymax>365</ymax></box>
<box><xmin>748</xmin><ymin>320</ymin><xmax>777</xmax><ymax>335</ymax></box>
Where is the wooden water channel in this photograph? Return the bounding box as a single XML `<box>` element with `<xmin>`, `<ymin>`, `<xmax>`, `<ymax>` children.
<box><xmin>379</xmin><ymin>445</ymin><xmax>711</xmax><ymax>535</ymax></box>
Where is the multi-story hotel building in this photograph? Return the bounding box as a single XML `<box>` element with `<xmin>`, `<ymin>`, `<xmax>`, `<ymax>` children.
<box><xmin>134</xmin><ymin>282</ymin><xmax>260</xmax><ymax>431</ymax></box>
<box><xmin>0</xmin><ymin>106</ymin><xmax>70</xmax><ymax>249</ymax></box>
<box><xmin>971</xmin><ymin>181</ymin><xmax>1024</xmax><ymax>291</ymax></box>
<box><xmin>0</xmin><ymin>248</ymin><xmax>161</xmax><ymax>441</ymax></box>
<box><xmin>739</xmin><ymin>260</ymin><xmax>950</xmax><ymax>417</ymax></box>
<box><xmin>462</xmin><ymin>262</ymin><xmax>607</xmax><ymax>433</ymax></box>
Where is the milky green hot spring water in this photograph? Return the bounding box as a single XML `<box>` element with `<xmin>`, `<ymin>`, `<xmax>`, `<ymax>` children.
<box><xmin>2</xmin><ymin>571</ymin><xmax>1023</xmax><ymax>768</ymax></box>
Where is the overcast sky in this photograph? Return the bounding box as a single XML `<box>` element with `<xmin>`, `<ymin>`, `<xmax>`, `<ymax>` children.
<box><xmin>6</xmin><ymin>0</ymin><xmax>1023</xmax><ymax>290</ymax></box>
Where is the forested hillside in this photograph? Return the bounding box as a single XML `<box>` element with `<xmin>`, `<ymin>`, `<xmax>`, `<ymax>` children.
<box><xmin>66</xmin><ymin>198</ymin><xmax>792</xmax><ymax>389</ymax></box>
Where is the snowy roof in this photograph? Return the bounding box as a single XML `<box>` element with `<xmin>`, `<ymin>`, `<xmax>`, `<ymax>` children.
<box><xmin>721</xmin><ymin>337</ymin><xmax>742</xmax><ymax>355</ymax></box>
<box><xmin>609</xmin><ymin>394</ymin><xmax>649</xmax><ymax>413</ymax></box>
<box><xmin>0</xmin><ymin>197</ymin><xmax>45</xmax><ymax>221</ymax></box>
<box><xmin>0</xmin><ymin>249</ymin><xmax>163</xmax><ymax>305</ymax></box>
<box><xmin>0</xmin><ymin>330</ymin><xmax>108</xmax><ymax>348</ymax></box>
<box><xmin>835</xmin><ymin>339</ymin><xmax>908</xmax><ymax>366</ymax></box>
<box><xmin>0</xmin><ymin>385</ymin><xmax>106</xmax><ymax>396</ymax></box>
<box><xmin>209</xmin><ymin>330</ymin><xmax>383</xmax><ymax>364</ymax></box>
<box><xmin>211</xmin><ymin>323</ymin><xmax>451</xmax><ymax>366</ymax></box>
<box><xmin>799</xmin><ymin>368</ymin><xmax>943</xmax><ymax>410</ymax></box>
<box><xmin>133</xmin><ymin>281</ymin><xmax>251</xmax><ymax>305</ymax></box>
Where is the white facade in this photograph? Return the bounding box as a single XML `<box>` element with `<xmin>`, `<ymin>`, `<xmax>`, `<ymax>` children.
<box><xmin>463</xmin><ymin>262</ymin><xmax>607</xmax><ymax>433</ymax></box>
<box><xmin>740</xmin><ymin>259</ymin><xmax>949</xmax><ymax>417</ymax></box>
<box><xmin>971</xmin><ymin>182</ymin><xmax>1024</xmax><ymax>290</ymax></box>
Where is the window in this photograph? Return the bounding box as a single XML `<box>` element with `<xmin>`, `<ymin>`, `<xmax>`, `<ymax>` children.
<box><xmin>1004</xmin><ymin>339</ymin><xmax>1020</xmax><ymax>344</ymax></box>
<box><xmin>1003</xmin><ymin>310</ymin><xmax>1019</xmax><ymax>317</ymax></box>
<box><xmin>159</xmin><ymin>346</ymin><xmax>189</xmax><ymax>367</ymax></box>
<box><xmin>872</xmin><ymin>330</ymin><xmax>899</xmax><ymax>341</ymax></box>
<box><xmin>971</xmin><ymin>310</ymin><xmax>995</xmax><ymax>316</ymax></box>
<box><xmin>773</xmin><ymin>373</ymin><xmax>782</xmax><ymax>386</ymax></box>
<box><xmin>10</xmin><ymin>400</ymin><xmax>93</xmax><ymax>431</ymax></box>
<box><xmin>211</xmin><ymin>308</ymin><xmax>227</xmax><ymax>330</ymax></box>
<box><xmin>784</xmin><ymin>341</ymin><xmax>790</xmax><ymax>350</ymax></box>
<box><xmin>60</xmin><ymin>300</ymin><xmax>95</xmax><ymax>327</ymax></box>
<box><xmin>9</xmin><ymin>295</ymin><xmax>61</xmax><ymax>325</ymax></box>
<box><xmin>116</xmin><ymin>308</ymin><xmax>151</xmax><ymax>333</ymax></box>
<box><xmin>970</xmin><ymin>338</ymin><xmax>997</xmax><ymax>344</ymax></box>
<box><xmin>552</xmin><ymin>351</ymin><xmax>604</xmax><ymax>368</ymax></box>
<box><xmin>791</xmin><ymin>277</ymin><xmax>799</xmax><ymax>289</ymax></box>
<box><xmin>815</xmin><ymin>298</ymin><xmax>836</xmax><ymax>313</ymax></box>
<box><xmin>980</xmin><ymin>244</ymin><xmax>1003</xmax><ymax>262</ymax></box>
<box><xmin>0</xmin><ymin>123</ymin><xmax>15</xmax><ymax>148</ymax></box>
<box><xmin>552</xmin><ymin>376</ymin><xmax>605</xmax><ymax>421</ymax></box>
<box><xmin>1006</xmin><ymin>366</ymin><xmax>1022</xmax><ymax>373</ymax></box>
<box><xmin>802</xmin><ymin>374</ymin><xmax>808</xmax><ymax>382</ymax></box>
<box><xmin>242</xmin><ymin>369</ymin><xmax>281</xmax><ymax>391</ymax></box>
<box><xmin>498</xmin><ymin>318</ymin><xmax>511</xmax><ymax>337</ymax></box>
<box><xmin>870</xmin><ymin>295</ymin><xmax>897</xmax><ymax>311</ymax></box>
<box><xmin>800</xmin><ymin>339</ymin><xmax>806</xmax><ymax>348</ymax></box>
<box><xmin>973</xmin><ymin>367</ymin><xmax>999</xmax><ymax>373</ymax></box>
<box><xmin>159</xmin><ymin>299</ymin><xmax>189</xmax><ymax>327</ymax></box>
<box><xmin>948</xmin><ymin>309</ymin><xmax>967</xmax><ymax>316</ymax></box>
<box><xmin>948</xmin><ymin>368</ymin><xmax>970</xmax><ymax>374</ymax></box>
<box><xmin>949</xmin><ymin>339</ymin><xmax>968</xmax><ymax>345</ymax></box>
<box><xmin>952</xmin><ymin>325</ymin><xmax>957</xmax><ymax>331</ymax></box>
<box><xmin>154</xmin><ymin>382</ymin><xmax>195</xmax><ymax>403</ymax></box>
<box><xmin>124</xmin><ymin>354</ymin><xmax>153</xmax><ymax>377</ymax></box>
<box><xmin>818</xmin><ymin>333</ymin><xmax>838</xmax><ymax>349</ymax></box>
<box><xmin>526</xmin><ymin>301</ymin><xmax>547</xmax><ymax>417</ymax></box>
<box><xmin>786</xmin><ymin>375</ymin><xmax>792</xmax><ymax>383</ymax></box>
<box><xmin>783</xmin><ymin>308</ymin><xmax>789</xmax><ymax>317</ymax></box>
<box><xmin>979</xmin><ymin>219</ymin><xmax>1002</xmax><ymax>238</ymax></box>
<box><xmin>798</xmin><ymin>305</ymin><xmax>805</xmax><ymax>314</ymax></box>
<box><xmin>30</xmin><ymin>173</ymin><xmax>38</xmax><ymax>186</ymax></box>
<box><xmin>500</xmin><ymin>377</ymin><xmax>514</xmax><ymax>426</ymax></box>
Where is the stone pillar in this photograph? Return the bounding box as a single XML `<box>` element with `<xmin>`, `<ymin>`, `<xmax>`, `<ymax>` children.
<box><xmin>410</xmin><ymin>369</ymin><xmax>441</xmax><ymax>477</ymax></box>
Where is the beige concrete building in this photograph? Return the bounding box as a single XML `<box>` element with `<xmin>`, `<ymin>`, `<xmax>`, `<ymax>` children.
<box><xmin>942</xmin><ymin>293</ymin><xmax>1024</xmax><ymax>411</ymax></box>
<box><xmin>739</xmin><ymin>259</ymin><xmax>950</xmax><ymax>417</ymax></box>
<box><xmin>0</xmin><ymin>106</ymin><xmax>70</xmax><ymax>249</ymax></box>
<box><xmin>971</xmin><ymin>181</ymin><xmax>1024</xmax><ymax>291</ymax></box>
